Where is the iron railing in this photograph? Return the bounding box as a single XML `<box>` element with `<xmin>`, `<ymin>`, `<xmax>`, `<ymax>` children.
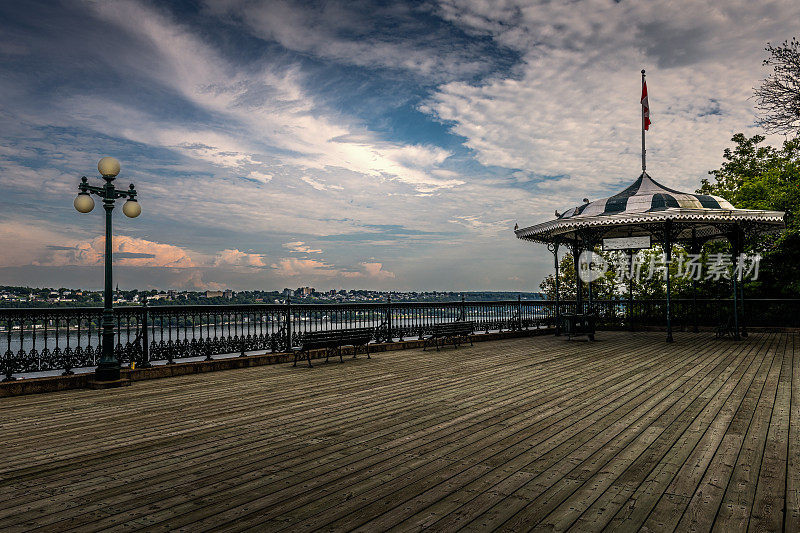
<box><xmin>0</xmin><ymin>298</ymin><xmax>553</xmax><ymax>380</ymax></box>
<box><xmin>2</xmin><ymin>298</ymin><xmax>797</xmax><ymax>380</ymax></box>
<box><xmin>585</xmin><ymin>298</ymin><xmax>800</xmax><ymax>331</ymax></box>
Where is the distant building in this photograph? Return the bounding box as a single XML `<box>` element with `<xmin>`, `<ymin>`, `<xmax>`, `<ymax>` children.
<box><xmin>295</xmin><ymin>287</ymin><xmax>313</xmax><ymax>297</ymax></box>
<box><xmin>204</xmin><ymin>290</ymin><xmax>223</xmax><ymax>298</ymax></box>
<box><xmin>223</xmin><ymin>289</ymin><xmax>234</xmax><ymax>299</ymax></box>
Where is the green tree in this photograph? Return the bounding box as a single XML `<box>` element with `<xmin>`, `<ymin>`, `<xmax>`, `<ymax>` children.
<box><xmin>699</xmin><ymin>133</ymin><xmax>800</xmax><ymax>296</ymax></box>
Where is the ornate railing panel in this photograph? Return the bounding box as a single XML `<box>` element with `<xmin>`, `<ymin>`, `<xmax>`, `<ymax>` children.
<box><xmin>2</xmin><ymin>298</ymin><xmax>797</xmax><ymax>379</ymax></box>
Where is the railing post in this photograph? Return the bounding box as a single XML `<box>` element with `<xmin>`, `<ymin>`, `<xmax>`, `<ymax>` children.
<box><xmin>461</xmin><ymin>294</ymin><xmax>466</xmax><ymax>322</ymax></box>
<box><xmin>240</xmin><ymin>312</ymin><xmax>247</xmax><ymax>357</ymax></box>
<box><xmin>165</xmin><ymin>311</ymin><xmax>175</xmax><ymax>365</ymax></box>
<box><xmin>3</xmin><ymin>315</ymin><xmax>14</xmax><ymax>381</ymax></box>
<box><xmin>285</xmin><ymin>297</ymin><xmax>292</xmax><ymax>351</ymax></box>
<box><xmin>140</xmin><ymin>300</ymin><xmax>151</xmax><ymax>368</ymax></box>
<box><xmin>517</xmin><ymin>294</ymin><xmax>523</xmax><ymax>330</ymax></box>
<box><xmin>386</xmin><ymin>295</ymin><xmax>393</xmax><ymax>342</ymax></box>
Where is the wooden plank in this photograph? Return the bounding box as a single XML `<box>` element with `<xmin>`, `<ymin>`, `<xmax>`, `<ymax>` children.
<box><xmin>104</xmin><ymin>336</ymin><xmax>678</xmax><ymax>531</ymax></box>
<box><xmin>748</xmin><ymin>333</ymin><xmax>791</xmax><ymax>532</ymax></box>
<box><xmin>639</xmin><ymin>334</ymin><xmax>779</xmax><ymax>532</ymax></box>
<box><xmin>470</xmin><ymin>334</ymin><xmax>761</xmax><ymax>533</ymax></box>
<box><xmin>276</xmin><ymin>332</ymin><xmax>720</xmax><ymax>528</ymax></box>
<box><xmin>0</xmin><ymin>331</ymin><xmax>790</xmax><ymax>533</ymax></box>
<box><xmin>673</xmin><ymin>333</ymin><xmax>783</xmax><ymax>532</ymax></box>
<box><xmin>515</xmin><ymin>334</ymin><xmax>766</xmax><ymax>532</ymax></box>
<box><xmin>355</xmin><ymin>337</ymin><xmax>730</xmax><ymax>532</ymax></box>
<box><xmin>786</xmin><ymin>333</ymin><xmax>800</xmax><ymax>532</ymax></box>
<box><xmin>9</xmin><ymin>332</ymin><xmax>652</xmax><ymax>528</ymax></box>
<box><xmin>602</xmin><ymin>333</ymin><xmax>777</xmax><ymax>532</ymax></box>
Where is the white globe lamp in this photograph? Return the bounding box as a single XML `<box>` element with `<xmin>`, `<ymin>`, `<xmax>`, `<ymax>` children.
<box><xmin>97</xmin><ymin>156</ymin><xmax>120</xmax><ymax>177</ymax></box>
<box><xmin>74</xmin><ymin>193</ymin><xmax>95</xmax><ymax>213</ymax></box>
<box><xmin>123</xmin><ymin>199</ymin><xmax>141</xmax><ymax>218</ymax></box>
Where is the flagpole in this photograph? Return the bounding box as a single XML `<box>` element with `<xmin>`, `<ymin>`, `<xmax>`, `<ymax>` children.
<box><xmin>641</xmin><ymin>69</ymin><xmax>646</xmax><ymax>173</ymax></box>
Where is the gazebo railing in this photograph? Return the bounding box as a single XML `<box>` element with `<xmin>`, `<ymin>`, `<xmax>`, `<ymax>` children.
<box><xmin>586</xmin><ymin>298</ymin><xmax>800</xmax><ymax>330</ymax></box>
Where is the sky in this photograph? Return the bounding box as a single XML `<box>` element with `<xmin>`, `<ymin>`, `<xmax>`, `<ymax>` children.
<box><xmin>0</xmin><ymin>0</ymin><xmax>797</xmax><ymax>292</ymax></box>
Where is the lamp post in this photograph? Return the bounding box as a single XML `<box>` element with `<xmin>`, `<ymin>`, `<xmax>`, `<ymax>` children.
<box><xmin>74</xmin><ymin>157</ymin><xmax>141</xmax><ymax>382</ymax></box>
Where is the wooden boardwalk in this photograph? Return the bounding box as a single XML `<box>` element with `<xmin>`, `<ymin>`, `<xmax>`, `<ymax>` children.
<box><xmin>0</xmin><ymin>331</ymin><xmax>797</xmax><ymax>532</ymax></box>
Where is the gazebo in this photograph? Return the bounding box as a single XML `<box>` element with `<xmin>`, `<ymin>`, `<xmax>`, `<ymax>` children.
<box><xmin>515</xmin><ymin>171</ymin><xmax>785</xmax><ymax>341</ymax></box>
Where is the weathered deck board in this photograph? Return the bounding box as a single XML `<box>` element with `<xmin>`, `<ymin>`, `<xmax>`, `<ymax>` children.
<box><xmin>0</xmin><ymin>331</ymin><xmax>796</xmax><ymax>532</ymax></box>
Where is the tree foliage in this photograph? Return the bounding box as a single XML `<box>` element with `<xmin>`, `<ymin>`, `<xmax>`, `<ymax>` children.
<box><xmin>755</xmin><ymin>38</ymin><xmax>800</xmax><ymax>135</ymax></box>
<box><xmin>699</xmin><ymin>133</ymin><xmax>800</xmax><ymax>296</ymax></box>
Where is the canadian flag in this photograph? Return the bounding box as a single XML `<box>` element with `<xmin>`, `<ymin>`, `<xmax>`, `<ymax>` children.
<box><xmin>641</xmin><ymin>81</ymin><xmax>651</xmax><ymax>130</ymax></box>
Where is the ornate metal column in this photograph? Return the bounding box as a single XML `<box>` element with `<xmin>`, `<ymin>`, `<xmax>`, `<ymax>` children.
<box><xmin>730</xmin><ymin>225</ymin><xmax>741</xmax><ymax>341</ymax></box>
<box><xmin>628</xmin><ymin>249</ymin><xmax>635</xmax><ymax>331</ymax></box>
<box><xmin>572</xmin><ymin>241</ymin><xmax>583</xmax><ymax>315</ymax></box>
<box><xmin>690</xmin><ymin>227</ymin><xmax>700</xmax><ymax>333</ymax></box>
<box><xmin>548</xmin><ymin>241</ymin><xmax>561</xmax><ymax>335</ymax></box>
<box><xmin>664</xmin><ymin>220</ymin><xmax>673</xmax><ymax>343</ymax></box>
<box><xmin>584</xmin><ymin>232</ymin><xmax>595</xmax><ymax>315</ymax></box>
<box><xmin>738</xmin><ymin>226</ymin><xmax>748</xmax><ymax>338</ymax></box>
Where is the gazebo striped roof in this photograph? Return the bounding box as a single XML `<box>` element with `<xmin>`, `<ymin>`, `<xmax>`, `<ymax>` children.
<box><xmin>557</xmin><ymin>173</ymin><xmax>734</xmax><ymax>219</ymax></box>
<box><xmin>515</xmin><ymin>172</ymin><xmax>785</xmax><ymax>245</ymax></box>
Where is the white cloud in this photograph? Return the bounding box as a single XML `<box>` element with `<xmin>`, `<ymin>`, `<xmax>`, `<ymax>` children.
<box><xmin>300</xmin><ymin>176</ymin><xmax>344</xmax><ymax>192</ymax></box>
<box><xmin>1</xmin><ymin>0</ymin><xmax>795</xmax><ymax>292</ymax></box>
<box><xmin>429</xmin><ymin>0</ymin><xmax>800</xmax><ymax>201</ymax></box>
<box><xmin>43</xmin><ymin>235</ymin><xmax>195</xmax><ymax>268</ymax></box>
<box><xmin>212</xmin><ymin>249</ymin><xmax>268</xmax><ymax>267</ymax></box>
<box><xmin>206</xmin><ymin>0</ymin><xmax>489</xmax><ymax>80</ymax></box>
<box><xmin>283</xmin><ymin>241</ymin><xmax>323</xmax><ymax>254</ymax></box>
<box><xmin>271</xmin><ymin>257</ymin><xmax>395</xmax><ymax>281</ymax></box>
<box><xmin>86</xmin><ymin>0</ymin><xmax>462</xmax><ymax>192</ymax></box>
<box><xmin>346</xmin><ymin>262</ymin><xmax>395</xmax><ymax>280</ymax></box>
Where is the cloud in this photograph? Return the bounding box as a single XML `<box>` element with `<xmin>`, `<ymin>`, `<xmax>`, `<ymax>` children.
<box><xmin>1</xmin><ymin>0</ymin><xmax>797</xmax><ymax>292</ymax></box>
<box><xmin>300</xmin><ymin>176</ymin><xmax>343</xmax><ymax>192</ymax></box>
<box><xmin>271</xmin><ymin>258</ymin><xmax>337</xmax><ymax>278</ymax></box>
<box><xmin>42</xmin><ymin>235</ymin><xmax>196</xmax><ymax>268</ymax></box>
<box><xmin>212</xmin><ymin>249</ymin><xmax>267</xmax><ymax>267</ymax></box>
<box><xmin>206</xmin><ymin>0</ymin><xmax>492</xmax><ymax>81</ymax></box>
<box><xmin>81</xmin><ymin>0</ymin><xmax>463</xmax><ymax>192</ymax></box>
<box><xmin>428</xmin><ymin>0</ymin><xmax>800</xmax><ymax>199</ymax></box>
<box><xmin>345</xmin><ymin>262</ymin><xmax>396</xmax><ymax>280</ymax></box>
<box><xmin>271</xmin><ymin>257</ymin><xmax>395</xmax><ymax>281</ymax></box>
<box><xmin>283</xmin><ymin>241</ymin><xmax>323</xmax><ymax>254</ymax></box>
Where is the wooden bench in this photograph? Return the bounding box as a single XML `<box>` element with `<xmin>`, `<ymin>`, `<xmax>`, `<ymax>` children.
<box><xmin>292</xmin><ymin>328</ymin><xmax>373</xmax><ymax>368</ymax></box>
<box><xmin>422</xmin><ymin>321</ymin><xmax>475</xmax><ymax>351</ymax></box>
